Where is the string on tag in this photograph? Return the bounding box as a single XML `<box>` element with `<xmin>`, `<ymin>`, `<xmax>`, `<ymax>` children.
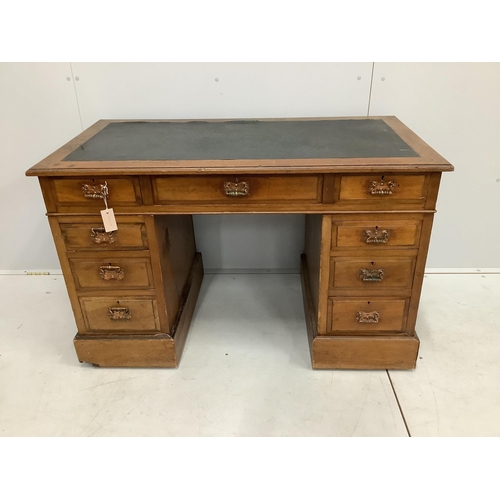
<box><xmin>102</xmin><ymin>181</ymin><xmax>109</xmax><ymax>212</ymax></box>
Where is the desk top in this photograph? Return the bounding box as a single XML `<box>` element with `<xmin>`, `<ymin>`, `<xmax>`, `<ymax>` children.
<box><xmin>26</xmin><ymin>117</ymin><xmax>453</xmax><ymax>176</ymax></box>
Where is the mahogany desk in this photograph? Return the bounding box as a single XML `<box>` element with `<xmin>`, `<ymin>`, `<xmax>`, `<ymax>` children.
<box><xmin>26</xmin><ymin>117</ymin><xmax>453</xmax><ymax>369</ymax></box>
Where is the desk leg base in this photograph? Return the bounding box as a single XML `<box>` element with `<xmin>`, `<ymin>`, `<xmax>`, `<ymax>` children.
<box><xmin>74</xmin><ymin>334</ymin><xmax>178</xmax><ymax>368</ymax></box>
<box><xmin>73</xmin><ymin>253</ymin><xmax>204</xmax><ymax>368</ymax></box>
<box><xmin>300</xmin><ymin>254</ymin><xmax>420</xmax><ymax>370</ymax></box>
<box><xmin>310</xmin><ymin>334</ymin><xmax>420</xmax><ymax>370</ymax></box>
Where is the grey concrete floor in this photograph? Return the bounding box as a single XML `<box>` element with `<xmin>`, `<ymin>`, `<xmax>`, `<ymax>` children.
<box><xmin>0</xmin><ymin>273</ymin><xmax>499</xmax><ymax>436</ymax></box>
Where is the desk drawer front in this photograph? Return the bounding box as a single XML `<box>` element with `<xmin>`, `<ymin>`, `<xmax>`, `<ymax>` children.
<box><xmin>80</xmin><ymin>297</ymin><xmax>161</xmax><ymax>333</ymax></box>
<box><xmin>52</xmin><ymin>177</ymin><xmax>142</xmax><ymax>208</ymax></box>
<box><xmin>339</xmin><ymin>174</ymin><xmax>427</xmax><ymax>202</ymax></box>
<box><xmin>152</xmin><ymin>175</ymin><xmax>322</xmax><ymax>204</ymax></box>
<box><xmin>69</xmin><ymin>258</ymin><xmax>154</xmax><ymax>291</ymax></box>
<box><xmin>332</xmin><ymin>220</ymin><xmax>422</xmax><ymax>249</ymax></box>
<box><xmin>60</xmin><ymin>220</ymin><xmax>148</xmax><ymax>251</ymax></box>
<box><xmin>329</xmin><ymin>258</ymin><xmax>415</xmax><ymax>291</ymax></box>
<box><xmin>327</xmin><ymin>298</ymin><xmax>407</xmax><ymax>333</ymax></box>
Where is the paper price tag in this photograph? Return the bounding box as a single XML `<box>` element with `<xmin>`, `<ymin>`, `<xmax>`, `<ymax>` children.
<box><xmin>100</xmin><ymin>208</ymin><xmax>118</xmax><ymax>232</ymax></box>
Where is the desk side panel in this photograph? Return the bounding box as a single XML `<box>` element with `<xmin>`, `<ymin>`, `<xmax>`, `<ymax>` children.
<box><xmin>304</xmin><ymin>214</ymin><xmax>331</xmax><ymax>334</ymax></box>
<box><xmin>304</xmin><ymin>215</ymin><xmax>322</xmax><ymax>319</ymax></box>
<box><xmin>150</xmin><ymin>215</ymin><xmax>197</xmax><ymax>332</ymax></box>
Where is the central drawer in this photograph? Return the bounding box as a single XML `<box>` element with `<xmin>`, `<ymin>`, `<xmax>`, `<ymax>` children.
<box><xmin>152</xmin><ymin>175</ymin><xmax>322</xmax><ymax>204</ymax></box>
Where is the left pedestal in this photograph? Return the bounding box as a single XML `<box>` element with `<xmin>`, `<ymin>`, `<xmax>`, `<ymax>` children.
<box><xmin>48</xmin><ymin>212</ymin><xmax>203</xmax><ymax>368</ymax></box>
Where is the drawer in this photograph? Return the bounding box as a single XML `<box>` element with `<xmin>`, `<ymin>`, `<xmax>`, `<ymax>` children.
<box><xmin>327</xmin><ymin>298</ymin><xmax>407</xmax><ymax>333</ymax></box>
<box><xmin>60</xmin><ymin>219</ymin><xmax>148</xmax><ymax>251</ymax></box>
<box><xmin>69</xmin><ymin>257</ymin><xmax>154</xmax><ymax>291</ymax></box>
<box><xmin>152</xmin><ymin>175</ymin><xmax>322</xmax><ymax>204</ymax></box>
<box><xmin>332</xmin><ymin>220</ymin><xmax>422</xmax><ymax>249</ymax></box>
<box><xmin>338</xmin><ymin>174</ymin><xmax>427</xmax><ymax>202</ymax></box>
<box><xmin>80</xmin><ymin>297</ymin><xmax>161</xmax><ymax>333</ymax></box>
<box><xmin>329</xmin><ymin>257</ymin><xmax>415</xmax><ymax>290</ymax></box>
<box><xmin>51</xmin><ymin>177</ymin><xmax>142</xmax><ymax>208</ymax></box>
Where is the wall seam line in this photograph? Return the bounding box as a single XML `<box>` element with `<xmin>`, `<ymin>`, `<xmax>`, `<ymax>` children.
<box><xmin>367</xmin><ymin>62</ymin><xmax>375</xmax><ymax>116</ymax></box>
<box><xmin>69</xmin><ymin>63</ymin><xmax>84</xmax><ymax>131</ymax></box>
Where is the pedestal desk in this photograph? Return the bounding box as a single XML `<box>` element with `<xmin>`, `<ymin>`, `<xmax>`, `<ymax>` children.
<box><xmin>26</xmin><ymin>117</ymin><xmax>453</xmax><ymax>369</ymax></box>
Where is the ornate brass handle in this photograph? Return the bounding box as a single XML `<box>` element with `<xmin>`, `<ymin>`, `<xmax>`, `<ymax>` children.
<box><xmin>369</xmin><ymin>180</ymin><xmax>395</xmax><ymax>195</ymax></box>
<box><xmin>90</xmin><ymin>227</ymin><xmax>116</xmax><ymax>244</ymax></box>
<box><xmin>82</xmin><ymin>182</ymin><xmax>109</xmax><ymax>200</ymax></box>
<box><xmin>356</xmin><ymin>311</ymin><xmax>380</xmax><ymax>323</ymax></box>
<box><xmin>99</xmin><ymin>265</ymin><xmax>124</xmax><ymax>281</ymax></box>
<box><xmin>224</xmin><ymin>181</ymin><xmax>249</xmax><ymax>197</ymax></box>
<box><xmin>359</xmin><ymin>269</ymin><xmax>384</xmax><ymax>282</ymax></box>
<box><xmin>364</xmin><ymin>228</ymin><xmax>390</xmax><ymax>244</ymax></box>
<box><xmin>108</xmin><ymin>306</ymin><xmax>131</xmax><ymax>320</ymax></box>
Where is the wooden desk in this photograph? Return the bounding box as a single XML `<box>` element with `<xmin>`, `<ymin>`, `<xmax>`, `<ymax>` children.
<box><xmin>26</xmin><ymin>117</ymin><xmax>453</xmax><ymax>369</ymax></box>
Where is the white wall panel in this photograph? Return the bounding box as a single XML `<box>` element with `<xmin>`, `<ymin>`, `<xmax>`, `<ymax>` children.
<box><xmin>369</xmin><ymin>62</ymin><xmax>500</xmax><ymax>268</ymax></box>
<box><xmin>71</xmin><ymin>62</ymin><xmax>372</xmax><ymax>128</ymax></box>
<box><xmin>0</xmin><ymin>63</ymin><xmax>82</xmax><ymax>271</ymax></box>
<box><xmin>71</xmin><ymin>62</ymin><xmax>372</xmax><ymax>271</ymax></box>
<box><xmin>193</xmin><ymin>214</ymin><xmax>305</xmax><ymax>272</ymax></box>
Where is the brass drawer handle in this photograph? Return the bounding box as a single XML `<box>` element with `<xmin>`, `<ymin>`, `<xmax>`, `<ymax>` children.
<box><xmin>224</xmin><ymin>181</ymin><xmax>249</xmax><ymax>197</ymax></box>
<box><xmin>82</xmin><ymin>181</ymin><xmax>108</xmax><ymax>200</ymax></box>
<box><xmin>364</xmin><ymin>228</ymin><xmax>390</xmax><ymax>244</ymax></box>
<box><xmin>359</xmin><ymin>269</ymin><xmax>384</xmax><ymax>282</ymax></box>
<box><xmin>90</xmin><ymin>227</ymin><xmax>116</xmax><ymax>244</ymax></box>
<box><xmin>356</xmin><ymin>311</ymin><xmax>380</xmax><ymax>323</ymax></box>
<box><xmin>108</xmin><ymin>306</ymin><xmax>131</xmax><ymax>320</ymax></box>
<box><xmin>99</xmin><ymin>265</ymin><xmax>124</xmax><ymax>281</ymax></box>
<box><xmin>369</xmin><ymin>180</ymin><xmax>395</xmax><ymax>195</ymax></box>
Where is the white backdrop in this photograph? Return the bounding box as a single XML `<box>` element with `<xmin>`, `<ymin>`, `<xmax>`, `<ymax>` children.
<box><xmin>0</xmin><ymin>63</ymin><xmax>82</xmax><ymax>271</ymax></box>
<box><xmin>1</xmin><ymin>62</ymin><xmax>499</xmax><ymax>272</ymax></box>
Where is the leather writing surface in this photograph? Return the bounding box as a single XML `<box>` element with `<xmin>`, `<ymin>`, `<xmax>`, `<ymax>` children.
<box><xmin>64</xmin><ymin>119</ymin><xmax>419</xmax><ymax>162</ymax></box>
